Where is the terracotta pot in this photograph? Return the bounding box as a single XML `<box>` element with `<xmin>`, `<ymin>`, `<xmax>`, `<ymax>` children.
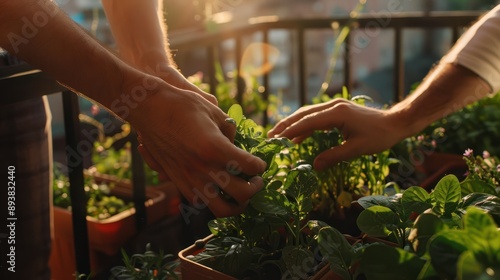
<box><xmin>49</xmin><ymin>181</ymin><xmax>177</xmax><ymax>280</ymax></box>
<box><xmin>178</xmin><ymin>234</ymin><xmax>362</xmax><ymax>280</ymax></box>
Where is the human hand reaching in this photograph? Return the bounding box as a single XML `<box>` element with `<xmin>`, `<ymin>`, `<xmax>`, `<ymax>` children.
<box><xmin>267</xmin><ymin>98</ymin><xmax>407</xmax><ymax>171</ymax></box>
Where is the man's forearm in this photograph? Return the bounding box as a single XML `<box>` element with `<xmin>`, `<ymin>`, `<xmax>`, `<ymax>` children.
<box><xmin>0</xmin><ymin>0</ymin><xmax>146</xmax><ymax>119</ymax></box>
<box><xmin>389</xmin><ymin>63</ymin><xmax>490</xmax><ymax>138</ymax></box>
<box><xmin>101</xmin><ymin>0</ymin><xmax>174</xmax><ymax>72</ymax></box>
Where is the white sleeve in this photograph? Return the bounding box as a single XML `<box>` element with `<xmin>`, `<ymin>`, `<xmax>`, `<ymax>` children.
<box><xmin>442</xmin><ymin>5</ymin><xmax>500</xmax><ymax>93</ymax></box>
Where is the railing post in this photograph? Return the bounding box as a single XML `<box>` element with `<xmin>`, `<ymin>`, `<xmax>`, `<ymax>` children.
<box><xmin>207</xmin><ymin>45</ymin><xmax>217</xmax><ymax>96</ymax></box>
<box><xmin>262</xmin><ymin>29</ymin><xmax>270</xmax><ymax>126</ymax></box>
<box><xmin>130</xmin><ymin>130</ymin><xmax>147</xmax><ymax>231</ymax></box>
<box><xmin>394</xmin><ymin>27</ymin><xmax>405</xmax><ymax>102</ymax></box>
<box><xmin>235</xmin><ymin>37</ymin><xmax>244</xmax><ymax>105</ymax></box>
<box><xmin>343</xmin><ymin>32</ymin><xmax>352</xmax><ymax>93</ymax></box>
<box><xmin>298</xmin><ymin>27</ymin><xmax>307</xmax><ymax>106</ymax></box>
<box><xmin>62</xmin><ymin>90</ymin><xmax>90</xmax><ymax>276</ymax></box>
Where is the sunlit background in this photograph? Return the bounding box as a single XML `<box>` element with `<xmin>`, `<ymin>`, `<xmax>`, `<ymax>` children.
<box><xmin>49</xmin><ymin>0</ymin><xmax>499</xmax><ymax>139</ymax></box>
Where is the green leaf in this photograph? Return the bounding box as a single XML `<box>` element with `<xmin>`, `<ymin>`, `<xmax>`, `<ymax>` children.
<box><xmin>227</xmin><ymin>104</ymin><xmax>245</xmax><ymax>126</ymax></box>
<box><xmin>357</xmin><ymin>194</ymin><xmax>403</xmax><ymax>214</ymax></box>
<box><xmin>431</xmin><ymin>174</ymin><xmax>461</xmax><ymax>216</ymax></box>
<box><xmin>401</xmin><ymin>186</ymin><xmax>432</xmax><ymax>217</ymax></box>
<box><xmin>284</xmin><ymin>164</ymin><xmax>317</xmax><ymax>199</ymax></box>
<box><xmin>223</xmin><ymin>243</ymin><xmax>253</xmax><ymax>277</ymax></box>
<box><xmin>281</xmin><ymin>245</ymin><xmax>315</xmax><ymax>279</ymax></box>
<box><xmin>463</xmin><ymin>207</ymin><xmax>498</xmax><ymax>241</ymax></box>
<box><xmin>457</xmin><ymin>250</ymin><xmax>492</xmax><ymax>280</ymax></box>
<box><xmin>250</xmin><ymin>189</ymin><xmax>290</xmax><ymax>216</ymax></box>
<box><xmin>408</xmin><ymin>213</ymin><xmax>445</xmax><ymax>256</ymax></box>
<box><xmin>360</xmin><ymin>244</ymin><xmax>426</xmax><ymax>280</ymax></box>
<box><xmin>460</xmin><ymin>193</ymin><xmax>500</xmax><ymax>225</ymax></box>
<box><xmin>356</xmin><ymin>206</ymin><xmax>399</xmax><ymax>237</ymax></box>
<box><xmin>428</xmin><ymin>230</ymin><xmax>469</xmax><ymax>278</ymax></box>
<box><xmin>317</xmin><ymin>226</ymin><xmax>354</xmax><ymax>280</ymax></box>
<box><xmin>460</xmin><ymin>179</ymin><xmax>497</xmax><ymax>197</ymax></box>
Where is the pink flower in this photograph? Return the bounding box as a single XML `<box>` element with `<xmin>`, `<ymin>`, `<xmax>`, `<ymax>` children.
<box><xmin>497</xmin><ymin>164</ymin><xmax>500</xmax><ymax>173</ymax></box>
<box><xmin>417</xmin><ymin>135</ymin><xmax>424</xmax><ymax>142</ymax></box>
<box><xmin>483</xmin><ymin>150</ymin><xmax>491</xmax><ymax>159</ymax></box>
<box><xmin>463</xmin><ymin>149</ymin><xmax>473</xmax><ymax>157</ymax></box>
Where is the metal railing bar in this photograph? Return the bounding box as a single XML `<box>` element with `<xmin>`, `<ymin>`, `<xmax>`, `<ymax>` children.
<box><xmin>62</xmin><ymin>90</ymin><xmax>90</xmax><ymax>276</ymax></box>
<box><xmin>297</xmin><ymin>27</ymin><xmax>307</xmax><ymax>106</ymax></box>
<box><xmin>170</xmin><ymin>12</ymin><xmax>483</xmax><ymax>51</ymax></box>
<box><xmin>343</xmin><ymin>32</ymin><xmax>352</xmax><ymax>93</ymax></box>
<box><xmin>207</xmin><ymin>45</ymin><xmax>217</xmax><ymax>96</ymax></box>
<box><xmin>394</xmin><ymin>27</ymin><xmax>404</xmax><ymax>102</ymax></box>
<box><xmin>130</xmin><ymin>130</ymin><xmax>147</xmax><ymax>231</ymax></box>
<box><xmin>235</xmin><ymin>36</ymin><xmax>244</xmax><ymax>104</ymax></box>
<box><xmin>262</xmin><ymin>29</ymin><xmax>270</xmax><ymax>125</ymax></box>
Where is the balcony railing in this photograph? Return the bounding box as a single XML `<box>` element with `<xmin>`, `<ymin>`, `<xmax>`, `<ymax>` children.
<box><xmin>0</xmin><ymin>10</ymin><xmax>484</xmax><ymax>276</ymax></box>
<box><xmin>171</xmin><ymin>11</ymin><xmax>484</xmax><ymax>124</ymax></box>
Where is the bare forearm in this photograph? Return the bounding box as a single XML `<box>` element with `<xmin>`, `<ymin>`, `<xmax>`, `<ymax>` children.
<box><xmin>389</xmin><ymin>63</ymin><xmax>490</xmax><ymax>138</ymax></box>
<box><xmin>101</xmin><ymin>0</ymin><xmax>174</xmax><ymax>72</ymax></box>
<box><xmin>0</xmin><ymin>0</ymin><xmax>148</xmax><ymax>119</ymax></box>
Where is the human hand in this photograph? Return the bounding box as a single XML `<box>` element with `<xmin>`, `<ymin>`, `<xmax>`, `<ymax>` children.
<box><xmin>267</xmin><ymin>98</ymin><xmax>406</xmax><ymax>171</ymax></box>
<box><xmin>127</xmin><ymin>79</ymin><xmax>267</xmax><ymax>217</ymax></box>
<box><xmin>152</xmin><ymin>63</ymin><xmax>218</xmax><ymax>105</ymax></box>
<box><xmin>137</xmin><ymin>62</ymin><xmax>218</xmax><ymax>181</ymax></box>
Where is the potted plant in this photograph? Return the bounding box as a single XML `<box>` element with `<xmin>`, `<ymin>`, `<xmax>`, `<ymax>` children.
<box><xmin>178</xmin><ymin>104</ymin><xmax>366</xmax><ymax>279</ymax></box>
<box><xmin>50</xmin><ymin>168</ymin><xmax>172</xmax><ymax>280</ymax></box>
<box><xmin>284</xmin><ymin>89</ymin><xmax>399</xmax><ymax>235</ymax></box>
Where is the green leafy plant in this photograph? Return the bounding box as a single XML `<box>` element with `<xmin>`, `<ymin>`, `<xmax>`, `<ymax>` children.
<box><xmin>53</xmin><ymin>169</ymin><xmax>133</xmax><ymax>220</ymax></box>
<box><xmin>109</xmin><ymin>243</ymin><xmax>179</xmax><ymax>280</ymax></box>
<box><xmin>358</xmin><ymin>206</ymin><xmax>500</xmax><ymax>280</ymax></box>
<box><xmin>80</xmin><ymin>114</ymin><xmax>160</xmax><ymax>186</ymax></box>
<box><xmin>186</xmin><ymin>104</ymin><xmax>359</xmax><ymax>279</ymax></box>
<box><xmin>287</xmin><ymin>88</ymin><xmax>399</xmax><ymax>217</ymax></box>
<box><xmin>187</xmin><ymin>62</ymin><xmax>278</xmax><ymax>123</ymax></box>
<box><xmin>462</xmin><ymin>149</ymin><xmax>500</xmax><ymax>193</ymax></box>
<box><xmin>314</xmin><ymin>173</ymin><xmax>500</xmax><ymax>279</ymax></box>
<box><xmin>357</xmin><ymin>174</ymin><xmax>500</xmax><ymax>248</ymax></box>
<box><xmin>403</xmin><ymin>92</ymin><xmax>500</xmax><ymax>157</ymax></box>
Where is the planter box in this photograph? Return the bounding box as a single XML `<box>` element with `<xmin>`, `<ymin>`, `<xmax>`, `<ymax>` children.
<box><xmin>50</xmin><ymin>180</ymin><xmax>182</xmax><ymax>280</ymax></box>
<box><xmin>178</xmin><ymin>234</ymin><xmax>362</xmax><ymax>280</ymax></box>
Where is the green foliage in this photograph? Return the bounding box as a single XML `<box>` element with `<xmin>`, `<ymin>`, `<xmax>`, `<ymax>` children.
<box><xmin>349</xmin><ymin>174</ymin><xmax>500</xmax><ymax>279</ymax></box>
<box><xmin>52</xmin><ymin>169</ymin><xmax>133</xmax><ymax>220</ymax></box>
<box><xmin>462</xmin><ymin>149</ymin><xmax>500</xmax><ymax>192</ymax></box>
<box><xmin>288</xmin><ymin>89</ymin><xmax>399</xmax><ymax>216</ymax></box>
<box><xmin>356</xmin><ymin>174</ymin><xmax>500</xmax><ymax>248</ymax></box>
<box><xmin>401</xmin><ymin>92</ymin><xmax>500</xmax><ymax>157</ymax></box>
<box><xmin>187</xmin><ymin>63</ymin><xmax>277</xmax><ymax>122</ymax></box>
<box><xmin>79</xmin><ymin>114</ymin><xmax>160</xmax><ymax>186</ymax></box>
<box><xmin>109</xmin><ymin>243</ymin><xmax>179</xmax><ymax>280</ymax></box>
<box><xmin>189</xmin><ymin>104</ymin><xmax>355</xmax><ymax>279</ymax></box>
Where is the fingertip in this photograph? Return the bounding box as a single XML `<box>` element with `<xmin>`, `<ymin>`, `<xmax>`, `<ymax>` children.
<box><xmin>249</xmin><ymin>176</ymin><xmax>264</xmax><ymax>192</ymax></box>
<box><xmin>314</xmin><ymin>159</ymin><xmax>327</xmax><ymax>171</ymax></box>
<box><xmin>267</xmin><ymin>123</ymin><xmax>285</xmax><ymax>137</ymax></box>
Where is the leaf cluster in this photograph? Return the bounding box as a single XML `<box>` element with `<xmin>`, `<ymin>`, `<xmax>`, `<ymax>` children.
<box><xmin>190</xmin><ymin>105</ymin><xmax>351</xmax><ymax>279</ymax></box>
<box><xmin>339</xmin><ymin>174</ymin><xmax>500</xmax><ymax>279</ymax></box>
<box><xmin>287</xmin><ymin>89</ymin><xmax>399</xmax><ymax>215</ymax></box>
<box><xmin>403</xmin><ymin>92</ymin><xmax>500</xmax><ymax>157</ymax></box>
<box><xmin>52</xmin><ymin>169</ymin><xmax>133</xmax><ymax>220</ymax></box>
<box><xmin>109</xmin><ymin>244</ymin><xmax>179</xmax><ymax>280</ymax></box>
